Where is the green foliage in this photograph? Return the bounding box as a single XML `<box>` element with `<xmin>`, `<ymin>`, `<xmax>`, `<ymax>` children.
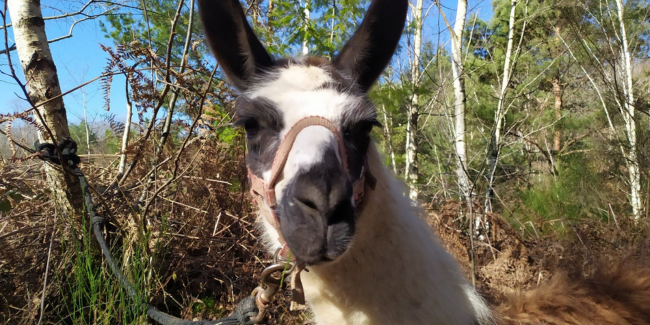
<box><xmin>100</xmin><ymin>0</ymin><xmax>202</xmax><ymax>63</ymax></box>
<box><xmin>103</xmin><ymin>129</ymin><xmax>122</xmax><ymax>154</ymax></box>
<box><xmin>56</xmin><ymin>221</ymin><xmax>147</xmax><ymax>323</ymax></box>
<box><xmin>0</xmin><ymin>199</ymin><xmax>11</xmax><ymax>212</ymax></box>
<box><xmin>54</xmin><ymin>193</ymin><xmax>172</xmax><ymax>323</ymax></box>
<box><xmin>262</xmin><ymin>0</ymin><xmax>369</xmax><ymax>57</ymax></box>
<box><xmin>509</xmin><ymin>151</ymin><xmax>609</xmax><ymax>235</ymax></box>
<box><xmin>69</xmin><ymin>121</ymin><xmax>99</xmax><ymax>155</ymax></box>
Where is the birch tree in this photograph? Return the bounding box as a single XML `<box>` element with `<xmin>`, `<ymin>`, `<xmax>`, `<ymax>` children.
<box><xmin>302</xmin><ymin>0</ymin><xmax>310</xmax><ymax>55</ymax></box>
<box><xmin>614</xmin><ymin>0</ymin><xmax>643</xmax><ymax>220</ymax></box>
<box><xmin>404</xmin><ymin>0</ymin><xmax>423</xmax><ymax>200</ymax></box>
<box><xmin>485</xmin><ymin>0</ymin><xmax>518</xmax><ymax>212</ymax></box>
<box><xmin>7</xmin><ymin>0</ymin><xmax>83</xmax><ymax>215</ymax></box>
<box><xmin>437</xmin><ymin>0</ymin><xmax>473</xmax><ymax>206</ymax></box>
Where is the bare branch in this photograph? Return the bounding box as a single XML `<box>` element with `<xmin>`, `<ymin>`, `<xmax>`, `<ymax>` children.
<box><xmin>0</xmin><ymin>4</ymin><xmax>117</xmax><ymax>55</ymax></box>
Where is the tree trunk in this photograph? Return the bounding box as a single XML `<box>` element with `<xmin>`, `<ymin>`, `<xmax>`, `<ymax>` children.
<box><xmin>614</xmin><ymin>0</ymin><xmax>643</xmax><ymax>220</ymax></box>
<box><xmin>450</xmin><ymin>0</ymin><xmax>472</xmax><ymax>205</ymax></box>
<box><xmin>552</xmin><ymin>25</ymin><xmax>563</xmax><ymax>154</ymax></box>
<box><xmin>118</xmin><ymin>81</ymin><xmax>133</xmax><ymax>177</ymax></box>
<box><xmin>552</xmin><ymin>76</ymin><xmax>562</xmax><ymax>153</ymax></box>
<box><xmin>485</xmin><ymin>0</ymin><xmax>517</xmax><ymax>212</ymax></box>
<box><xmin>380</xmin><ymin>104</ymin><xmax>397</xmax><ymax>174</ymax></box>
<box><xmin>156</xmin><ymin>0</ymin><xmax>193</xmax><ymax>156</ymax></box>
<box><xmin>8</xmin><ymin>0</ymin><xmax>83</xmax><ymax>216</ymax></box>
<box><xmin>404</xmin><ymin>0</ymin><xmax>423</xmax><ymax>201</ymax></box>
<box><xmin>268</xmin><ymin>0</ymin><xmax>275</xmax><ymax>42</ymax></box>
<box><xmin>302</xmin><ymin>0</ymin><xmax>310</xmax><ymax>55</ymax></box>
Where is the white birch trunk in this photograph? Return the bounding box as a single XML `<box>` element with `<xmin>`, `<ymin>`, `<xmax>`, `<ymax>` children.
<box><xmin>450</xmin><ymin>0</ymin><xmax>472</xmax><ymax>204</ymax></box>
<box><xmin>302</xmin><ymin>0</ymin><xmax>310</xmax><ymax>55</ymax></box>
<box><xmin>614</xmin><ymin>0</ymin><xmax>643</xmax><ymax>220</ymax></box>
<box><xmin>485</xmin><ymin>0</ymin><xmax>517</xmax><ymax>212</ymax></box>
<box><xmin>118</xmin><ymin>82</ymin><xmax>133</xmax><ymax>176</ymax></box>
<box><xmin>82</xmin><ymin>88</ymin><xmax>90</xmax><ymax>161</ymax></box>
<box><xmin>380</xmin><ymin>104</ymin><xmax>398</xmax><ymax>174</ymax></box>
<box><xmin>8</xmin><ymin>0</ymin><xmax>82</xmax><ymax>216</ymax></box>
<box><xmin>405</xmin><ymin>0</ymin><xmax>423</xmax><ymax>201</ymax></box>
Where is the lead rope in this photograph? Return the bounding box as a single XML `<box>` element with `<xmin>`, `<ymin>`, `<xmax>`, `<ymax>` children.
<box><xmin>33</xmin><ymin>138</ymin><xmax>292</xmax><ymax>325</ymax></box>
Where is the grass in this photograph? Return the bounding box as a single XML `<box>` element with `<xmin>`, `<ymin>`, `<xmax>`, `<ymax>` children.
<box><xmin>54</xmin><ymin>216</ymin><xmax>152</xmax><ymax>324</ymax></box>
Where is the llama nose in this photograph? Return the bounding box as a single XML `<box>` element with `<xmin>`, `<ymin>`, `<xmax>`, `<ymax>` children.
<box><xmin>280</xmin><ymin>149</ymin><xmax>355</xmax><ymax>264</ymax></box>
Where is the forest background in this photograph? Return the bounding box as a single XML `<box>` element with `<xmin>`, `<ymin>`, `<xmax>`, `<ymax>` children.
<box><xmin>1</xmin><ymin>0</ymin><xmax>649</xmax><ymax>323</ymax></box>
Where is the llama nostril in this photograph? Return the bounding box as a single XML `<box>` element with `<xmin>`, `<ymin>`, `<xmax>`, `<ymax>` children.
<box><xmin>293</xmin><ymin>197</ymin><xmax>319</xmax><ymax>212</ymax></box>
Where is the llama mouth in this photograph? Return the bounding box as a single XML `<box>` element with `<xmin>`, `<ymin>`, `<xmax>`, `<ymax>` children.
<box><xmin>278</xmin><ymin>195</ymin><xmax>356</xmax><ymax>265</ymax></box>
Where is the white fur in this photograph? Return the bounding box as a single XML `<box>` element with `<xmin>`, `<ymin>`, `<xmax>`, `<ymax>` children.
<box><xmin>249</xmin><ymin>65</ymin><xmax>493</xmax><ymax>324</ymax></box>
<box><xmin>249</xmin><ymin>64</ymin><xmax>357</xmax><ymax>130</ymax></box>
<box><xmin>249</xmin><ymin>65</ymin><xmax>351</xmax><ymax>205</ymax></box>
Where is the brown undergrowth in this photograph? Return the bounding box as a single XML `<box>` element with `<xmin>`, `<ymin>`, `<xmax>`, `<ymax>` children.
<box><xmin>430</xmin><ymin>200</ymin><xmax>650</xmax><ymax>324</ymax></box>
<box><xmin>2</xmin><ymin>150</ymin><xmax>649</xmax><ymax>324</ymax></box>
<box><xmin>0</xmin><ymin>139</ymin><xmax>307</xmax><ymax>324</ymax></box>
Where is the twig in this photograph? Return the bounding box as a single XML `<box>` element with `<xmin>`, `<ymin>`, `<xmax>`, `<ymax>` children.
<box><xmin>181</xmin><ymin>176</ymin><xmax>232</xmax><ymax>185</ymax></box>
<box><xmin>158</xmin><ymin>196</ymin><xmax>208</xmax><ymax>213</ymax></box>
<box><xmin>609</xmin><ymin>204</ymin><xmax>620</xmax><ymax>230</ymax></box>
<box><xmin>118</xmin><ymin>0</ymin><xmax>186</xmax><ymax>184</ymax></box>
<box><xmin>37</xmin><ymin>213</ymin><xmax>57</xmax><ymax>325</ymax></box>
<box><xmin>140</xmin><ymin>65</ymin><xmax>218</xmax><ymax>221</ymax></box>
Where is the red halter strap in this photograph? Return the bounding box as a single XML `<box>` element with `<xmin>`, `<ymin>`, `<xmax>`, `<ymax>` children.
<box><xmin>247</xmin><ymin>116</ymin><xmax>376</xmax><ymax>233</ymax></box>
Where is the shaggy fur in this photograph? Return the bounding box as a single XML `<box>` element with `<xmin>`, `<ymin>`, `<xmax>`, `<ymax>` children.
<box><xmin>257</xmin><ymin>144</ymin><xmax>493</xmax><ymax>325</ymax></box>
<box><xmin>497</xmin><ymin>260</ymin><xmax>650</xmax><ymax>325</ymax></box>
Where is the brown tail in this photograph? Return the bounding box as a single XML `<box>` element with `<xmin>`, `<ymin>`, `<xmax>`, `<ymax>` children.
<box><xmin>495</xmin><ymin>259</ymin><xmax>650</xmax><ymax>325</ymax></box>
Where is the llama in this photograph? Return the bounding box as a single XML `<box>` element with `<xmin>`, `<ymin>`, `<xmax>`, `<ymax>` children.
<box><xmin>496</xmin><ymin>258</ymin><xmax>650</xmax><ymax>325</ymax></box>
<box><xmin>197</xmin><ymin>1</ymin><xmax>649</xmax><ymax>325</ymax></box>
<box><xmin>197</xmin><ymin>1</ymin><xmax>490</xmax><ymax>323</ymax></box>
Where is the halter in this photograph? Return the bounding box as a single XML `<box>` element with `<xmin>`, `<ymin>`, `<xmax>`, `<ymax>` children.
<box><xmin>247</xmin><ymin>116</ymin><xmax>376</xmax><ymax>242</ymax></box>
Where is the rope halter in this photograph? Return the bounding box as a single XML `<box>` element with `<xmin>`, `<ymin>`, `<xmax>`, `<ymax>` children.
<box><xmin>247</xmin><ymin>116</ymin><xmax>376</xmax><ymax>232</ymax></box>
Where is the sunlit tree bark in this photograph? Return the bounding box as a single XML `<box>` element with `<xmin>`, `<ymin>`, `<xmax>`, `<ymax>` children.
<box><xmin>8</xmin><ymin>0</ymin><xmax>83</xmax><ymax>216</ymax></box>
<box><xmin>449</xmin><ymin>0</ymin><xmax>472</xmax><ymax>206</ymax></box>
<box><xmin>485</xmin><ymin>0</ymin><xmax>517</xmax><ymax>212</ymax></box>
<box><xmin>405</xmin><ymin>0</ymin><xmax>423</xmax><ymax>201</ymax></box>
<box><xmin>614</xmin><ymin>0</ymin><xmax>642</xmax><ymax>221</ymax></box>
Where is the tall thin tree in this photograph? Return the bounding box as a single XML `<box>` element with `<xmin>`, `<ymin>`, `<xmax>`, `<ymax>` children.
<box><xmin>614</xmin><ymin>0</ymin><xmax>642</xmax><ymax>220</ymax></box>
<box><xmin>7</xmin><ymin>0</ymin><xmax>83</xmax><ymax>216</ymax></box>
<box><xmin>441</xmin><ymin>0</ymin><xmax>473</xmax><ymax>207</ymax></box>
<box><xmin>405</xmin><ymin>0</ymin><xmax>423</xmax><ymax>200</ymax></box>
<box><xmin>485</xmin><ymin>0</ymin><xmax>518</xmax><ymax>212</ymax></box>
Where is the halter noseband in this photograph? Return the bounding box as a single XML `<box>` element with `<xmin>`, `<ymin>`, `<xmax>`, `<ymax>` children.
<box><xmin>247</xmin><ymin>116</ymin><xmax>376</xmax><ymax>231</ymax></box>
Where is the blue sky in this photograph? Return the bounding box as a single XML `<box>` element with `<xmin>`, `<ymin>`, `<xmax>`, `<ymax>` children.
<box><xmin>0</xmin><ymin>0</ymin><xmax>494</xmax><ymax>125</ymax></box>
<box><xmin>1</xmin><ymin>1</ymin><xmax>126</xmax><ymax>125</ymax></box>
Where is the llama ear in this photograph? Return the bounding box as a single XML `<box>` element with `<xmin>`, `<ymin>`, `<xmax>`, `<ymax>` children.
<box><xmin>333</xmin><ymin>0</ymin><xmax>408</xmax><ymax>93</ymax></box>
<box><xmin>198</xmin><ymin>0</ymin><xmax>274</xmax><ymax>90</ymax></box>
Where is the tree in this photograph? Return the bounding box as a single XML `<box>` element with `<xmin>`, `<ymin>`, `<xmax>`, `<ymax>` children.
<box><xmin>485</xmin><ymin>0</ymin><xmax>519</xmax><ymax>212</ymax></box>
<box><xmin>436</xmin><ymin>0</ymin><xmax>473</xmax><ymax>209</ymax></box>
<box><xmin>7</xmin><ymin>0</ymin><xmax>83</xmax><ymax>215</ymax></box>
<box><xmin>404</xmin><ymin>0</ymin><xmax>423</xmax><ymax>200</ymax></box>
<box><xmin>615</xmin><ymin>0</ymin><xmax>643</xmax><ymax>220</ymax></box>
<box><xmin>69</xmin><ymin>121</ymin><xmax>98</xmax><ymax>155</ymax></box>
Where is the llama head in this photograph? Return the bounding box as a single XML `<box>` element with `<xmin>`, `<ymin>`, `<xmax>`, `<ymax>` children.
<box><xmin>198</xmin><ymin>0</ymin><xmax>408</xmax><ymax>265</ymax></box>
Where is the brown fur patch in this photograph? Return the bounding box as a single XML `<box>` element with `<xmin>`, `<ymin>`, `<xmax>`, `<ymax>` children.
<box><xmin>496</xmin><ymin>259</ymin><xmax>650</xmax><ymax>325</ymax></box>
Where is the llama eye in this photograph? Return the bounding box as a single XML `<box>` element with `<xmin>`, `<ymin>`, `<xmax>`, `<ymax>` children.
<box><xmin>355</xmin><ymin>120</ymin><xmax>381</xmax><ymax>137</ymax></box>
<box><xmin>244</xmin><ymin>120</ymin><xmax>260</xmax><ymax>138</ymax></box>
<box><xmin>358</xmin><ymin>122</ymin><xmax>374</xmax><ymax>136</ymax></box>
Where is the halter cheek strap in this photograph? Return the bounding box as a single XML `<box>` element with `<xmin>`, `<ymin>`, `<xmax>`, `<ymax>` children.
<box><xmin>247</xmin><ymin>116</ymin><xmax>376</xmax><ymax>231</ymax></box>
<box><xmin>246</xmin><ymin>116</ymin><xmax>376</xmax><ymax>309</ymax></box>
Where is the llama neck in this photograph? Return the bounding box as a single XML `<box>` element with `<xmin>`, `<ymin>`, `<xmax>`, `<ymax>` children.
<box><xmin>299</xmin><ymin>145</ymin><xmax>485</xmax><ymax>325</ymax></box>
